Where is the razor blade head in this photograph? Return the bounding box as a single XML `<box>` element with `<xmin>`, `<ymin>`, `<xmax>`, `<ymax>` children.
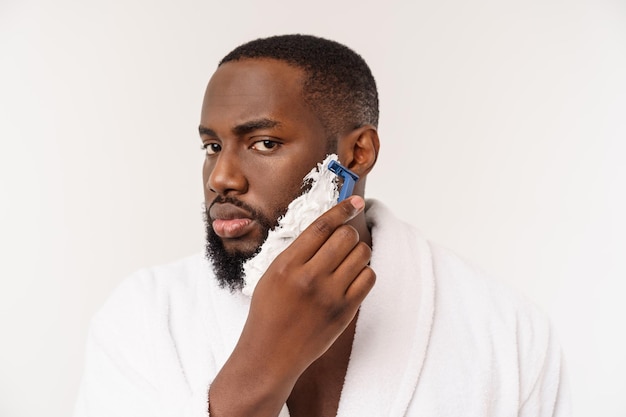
<box><xmin>328</xmin><ymin>160</ymin><xmax>359</xmax><ymax>202</ymax></box>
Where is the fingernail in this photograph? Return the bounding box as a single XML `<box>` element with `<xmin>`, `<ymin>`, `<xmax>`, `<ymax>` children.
<box><xmin>350</xmin><ymin>196</ymin><xmax>365</xmax><ymax>211</ymax></box>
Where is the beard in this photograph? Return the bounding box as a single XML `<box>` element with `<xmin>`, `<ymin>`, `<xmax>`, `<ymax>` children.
<box><xmin>203</xmin><ymin>196</ymin><xmax>280</xmax><ymax>292</ymax></box>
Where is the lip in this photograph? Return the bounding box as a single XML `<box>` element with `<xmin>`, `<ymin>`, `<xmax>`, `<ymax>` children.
<box><xmin>209</xmin><ymin>203</ymin><xmax>255</xmax><ymax>239</ymax></box>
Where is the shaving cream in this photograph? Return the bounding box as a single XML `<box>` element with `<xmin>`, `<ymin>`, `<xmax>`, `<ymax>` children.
<box><xmin>241</xmin><ymin>154</ymin><xmax>340</xmax><ymax>296</ymax></box>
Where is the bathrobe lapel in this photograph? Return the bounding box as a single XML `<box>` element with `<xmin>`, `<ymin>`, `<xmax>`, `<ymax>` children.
<box><xmin>335</xmin><ymin>200</ymin><xmax>435</xmax><ymax>416</ymax></box>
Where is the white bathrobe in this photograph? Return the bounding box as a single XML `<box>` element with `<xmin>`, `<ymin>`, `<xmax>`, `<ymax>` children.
<box><xmin>74</xmin><ymin>200</ymin><xmax>570</xmax><ymax>417</ymax></box>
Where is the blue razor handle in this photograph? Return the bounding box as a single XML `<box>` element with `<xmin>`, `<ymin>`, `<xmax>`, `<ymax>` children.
<box><xmin>328</xmin><ymin>160</ymin><xmax>360</xmax><ymax>202</ymax></box>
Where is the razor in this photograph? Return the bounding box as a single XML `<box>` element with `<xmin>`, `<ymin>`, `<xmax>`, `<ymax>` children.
<box><xmin>328</xmin><ymin>160</ymin><xmax>359</xmax><ymax>203</ymax></box>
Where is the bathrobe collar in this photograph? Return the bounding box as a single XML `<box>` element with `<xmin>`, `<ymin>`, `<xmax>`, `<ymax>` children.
<box><xmin>335</xmin><ymin>199</ymin><xmax>436</xmax><ymax>416</ymax></box>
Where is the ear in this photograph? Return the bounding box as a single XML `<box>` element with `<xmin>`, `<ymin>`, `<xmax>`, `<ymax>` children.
<box><xmin>337</xmin><ymin>125</ymin><xmax>380</xmax><ymax>177</ymax></box>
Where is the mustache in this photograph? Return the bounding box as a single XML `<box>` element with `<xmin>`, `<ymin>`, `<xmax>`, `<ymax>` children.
<box><xmin>209</xmin><ymin>195</ymin><xmax>256</xmax><ymax>216</ymax></box>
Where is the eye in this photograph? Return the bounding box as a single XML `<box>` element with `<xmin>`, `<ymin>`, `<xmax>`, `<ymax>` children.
<box><xmin>202</xmin><ymin>143</ymin><xmax>221</xmax><ymax>156</ymax></box>
<box><xmin>251</xmin><ymin>139</ymin><xmax>280</xmax><ymax>153</ymax></box>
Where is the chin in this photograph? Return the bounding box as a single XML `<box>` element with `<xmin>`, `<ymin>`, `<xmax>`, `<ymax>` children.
<box><xmin>222</xmin><ymin>241</ymin><xmax>262</xmax><ymax>258</ymax></box>
<box><xmin>221</xmin><ymin>228</ymin><xmax>267</xmax><ymax>257</ymax></box>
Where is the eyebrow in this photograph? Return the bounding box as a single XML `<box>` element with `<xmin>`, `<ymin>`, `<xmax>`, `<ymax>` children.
<box><xmin>198</xmin><ymin>125</ymin><xmax>217</xmax><ymax>137</ymax></box>
<box><xmin>198</xmin><ymin>118</ymin><xmax>281</xmax><ymax>138</ymax></box>
<box><xmin>233</xmin><ymin>118</ymin><xmax>282</xmax><ymax>136</ymax></box>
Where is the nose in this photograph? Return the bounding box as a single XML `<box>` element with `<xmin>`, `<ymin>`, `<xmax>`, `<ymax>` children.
<box><xmin>205</xmin><ymin>147</ymin><xmax>248</xmax><ymax>196</ymax></box>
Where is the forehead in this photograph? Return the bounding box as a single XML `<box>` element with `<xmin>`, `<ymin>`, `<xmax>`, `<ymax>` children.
<box><xmin>201</xmin><ymin>59</ymin><xmax>314</xmax><ymax>128</ymax></box>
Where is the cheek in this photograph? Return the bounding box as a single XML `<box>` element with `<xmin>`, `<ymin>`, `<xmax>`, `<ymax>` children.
<box><xmin>247</xmin><ymin>166</ymin><xmax>297</xmax><ymax>218</ymax></box>
<box><xmin>202</xmin><ymin>158</ymin><xmax>215</xmax><ymax>199</ymax></box>
<box><xmin>202</xmin><ymin>156</ymin><xmax>210</xmax><ymax>178</ymax></box>
<box><xmin>256</xmin><ymin>158</ymin><xmax>320</xmax><ymax>215</ymax></box>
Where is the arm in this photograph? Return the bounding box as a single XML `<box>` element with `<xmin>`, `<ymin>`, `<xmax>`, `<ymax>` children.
<box><xmin>208</xmin><ymin>196</ymin><xmax>375</xmax><ymax>417</ymax></box>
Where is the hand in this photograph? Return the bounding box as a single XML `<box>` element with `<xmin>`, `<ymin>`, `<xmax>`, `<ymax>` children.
<box><xmin>209</xmin><ymin>196</ymin><xmax>376</xmax><ymax>417</ymax></box>
<box><xmin>246</xmin><ymin>195</ymin><xmax>375</xmax><ymax>372</ymax></box>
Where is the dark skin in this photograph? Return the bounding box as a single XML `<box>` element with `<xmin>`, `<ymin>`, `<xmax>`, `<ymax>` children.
<box><xmin>200</xmin><ymin>58</ymin><xmax>380</xmax><ymax>417</ymax></box>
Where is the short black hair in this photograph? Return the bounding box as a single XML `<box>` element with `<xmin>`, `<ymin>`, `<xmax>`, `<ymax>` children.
<box><xmin>219</xmin><ymin>34</ymin><xmax>379</xmax><ymax>141</ymax></box>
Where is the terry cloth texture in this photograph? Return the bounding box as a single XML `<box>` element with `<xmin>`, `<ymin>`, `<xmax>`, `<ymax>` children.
<box><xmin>74</xmin><ymin>200</ymin><xmax>571</xmax><ymax>417</ymax></box>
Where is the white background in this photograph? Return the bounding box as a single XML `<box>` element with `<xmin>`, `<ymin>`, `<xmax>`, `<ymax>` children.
<box><xmin>1</xmin><ymin>0</ymin><xmax>625</xmax><ymax>416</ymax></box>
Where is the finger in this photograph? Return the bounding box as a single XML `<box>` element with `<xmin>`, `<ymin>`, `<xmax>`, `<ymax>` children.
<box><xmin>287</xmin><ymin>196</ymin><xmax>365</xmax><ymax>264</ymax></box>
<box><xmin>308</xmin><ymin>224</ymin><xmax>360</xmax><ymax>273</ymax></box>
<box><xmin>329</xmin><ymin>241</ymin><xmax>372</xmax><ymax>291</ymax></box>
<box><xmin>344</xmin><ymin>265</ymin><xmax>376</xmax><ymax>304</ymax></box>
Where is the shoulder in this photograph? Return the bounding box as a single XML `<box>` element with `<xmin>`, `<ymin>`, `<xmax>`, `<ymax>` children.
<box><xmin>88</xmin><ymin>253</ymin><xmax>214</xmax><ymax>345</ymax></box>
<box><xmin>96</xmin><ymin>254</ymin><xmax>207</xmax><ymax>316</ymax></box>
<box><xmin>364</xmin><ymin>200</ymin><xmax>568</xmax><ymax>412</ymax></box>
<box><xmin>427</xmin><ymin>241</ymin><xmax>566</xmax><ymax>408</ymax></box>
<box><xmin>367</xmin><ymin>199</ymin><xmax>548</xmax><ymax>327</ymax></box>
<box><xmin>420</xmin><ymin>236</ymin><xmax>566</xmax><ymax>411</ymax></box>
<box><xmin>429</xmin><ymin>241</ymin><xmax>549</xmax><ymax>335</ymax></box>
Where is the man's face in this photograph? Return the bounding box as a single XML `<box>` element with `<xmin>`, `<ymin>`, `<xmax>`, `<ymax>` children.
<box><xmin>199</xmin><ymin>59</ymin><xmax>330</xmax><ymax>286</ymax></box>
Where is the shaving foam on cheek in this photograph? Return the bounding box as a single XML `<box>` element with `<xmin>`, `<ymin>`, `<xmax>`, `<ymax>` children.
<box><xmin>241</xmin><ymin>154</ymin><xmax>340</xmax><ymax>297</ymax></box>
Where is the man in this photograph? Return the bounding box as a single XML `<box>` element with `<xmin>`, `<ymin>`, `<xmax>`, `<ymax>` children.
<box><xmin>75</xmin><ymin>35</ymin><xmax>570</xmax><ymax>417</ymax></box>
